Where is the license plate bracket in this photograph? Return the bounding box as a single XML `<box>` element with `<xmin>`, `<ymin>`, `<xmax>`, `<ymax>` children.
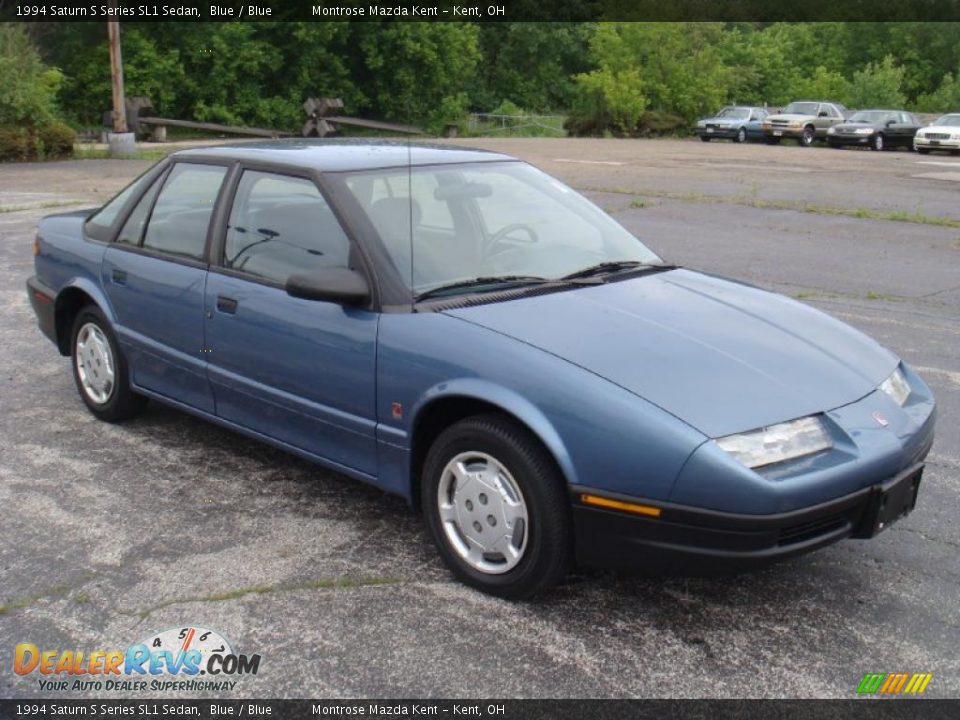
<box><xmin>855</xmin><ymin>465</ymin><xmax>923</xmax><ymax>538</ymax></box>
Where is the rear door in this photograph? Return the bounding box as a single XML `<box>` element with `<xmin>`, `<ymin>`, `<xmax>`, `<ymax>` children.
<box><xmin>203</xmin><ymin>168</ymin><xmax>379</xmax><ymax>476</ymax></box>
<box><xmin>102</xmin><ymin>162</ymin><xmax>229</xmax><ymax>413</ymax></box>
<box><xmin>816</xmin><ymin>104</ymin><xmax>843</xmax><ymax>135</ymax></box>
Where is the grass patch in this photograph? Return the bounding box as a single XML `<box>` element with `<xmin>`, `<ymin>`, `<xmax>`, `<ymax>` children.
<box><xmin>73</xmin><ymin>146</ymin><xmax>172</xmax><ymax>161</ymax></box>
<box><xmin>0</xmin><ymin>200</ymin><xmax>85</xmax><ymax>213</ymax></box>
<box><xmin>126</xmin><ymin>576</ymin><xmax>403</xmax><ymax>620</ymax></box>
<box><xmin>583</xmin><ymin>185</ymin><xmax>960</xmax><ymax>230</ymax></box>
<box><xmin>0</xmin><ymin>583</ymin><xmax>74</xmax><ymax>616</ymax></box>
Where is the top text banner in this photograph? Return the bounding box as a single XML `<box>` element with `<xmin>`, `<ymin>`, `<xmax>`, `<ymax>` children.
<box><xmin>5</xmin><ymin>0</ymin><xmax>960</xmax><ymax>21</ymax></box>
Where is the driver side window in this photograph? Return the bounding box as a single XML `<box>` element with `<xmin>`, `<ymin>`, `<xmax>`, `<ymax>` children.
<box><xmin>223</xmin><ymin>171</ymin><xmax>352</xmax><ymax>285</ymax></box>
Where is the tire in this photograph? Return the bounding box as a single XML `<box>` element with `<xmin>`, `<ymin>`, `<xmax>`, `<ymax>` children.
<box><xmin>735</xmin><ymin>127</ymin><xmax>747</xmax><ymax>144</ymax></box>
<box><xmin>800</xmin><ymin>126</ymin><xmax>816</xmax><ymax>147</ymax></box>
<box><xmin>421</xmin><ymin>413</ymin><xmax>572</xmax><ymax>599</ymax></box>
<box><xmin>700</xmin><ymin>135</ymin><xmax>711</xmax><ymax>142</ymax></box>
<box><xmin>917</xmin><ymin>147</ymin><xmax>930</xmax><ymax>155</ymax></box>
<box><xmin>70</xmin><ymin>305</ymin><xmax>147</xmax><ymax>422</ymax></box>
<box><xmin>871</xmin><ymin>133</ymin><xmax>884</xmax><ymax>151</ymax></box>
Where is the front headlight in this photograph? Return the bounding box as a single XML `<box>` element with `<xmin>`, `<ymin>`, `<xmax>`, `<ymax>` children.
<box><xmin>855</xmin><ymin>128</ymin><xmax>874</xmax><ymax>135</ymax></box>
<box><xmin>715</xmin><ymin>416</ymin><xmax>832</xmax><ymax>469</ymax></box>
<box><xmin>879</xmin><ymin>367</ymin><xmax>910</xmax><ymax>406</ymax></box>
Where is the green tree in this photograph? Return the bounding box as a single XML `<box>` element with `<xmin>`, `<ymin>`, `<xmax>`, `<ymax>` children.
<box><xmin>916</xmin><ymin>68</ymin><xmax>960</xmax><ymax>112</ymax></box>
<box><xmin>794</xmin><ymin>66</ymin><xmax>851</xmax><ymax>105</ymax></box>
<box><xmin>0</xmin><ymin>24</ymin><xmax>64</xmax><ymax>125</ymax></box>
<box><xmin>847</xmin><ymin>56</ymin><xmax>907</xmax><ymax>109</ymax></box>
<box><xmin>354</xmin><ymin>23</ymin><xmax>480</xmax><ymax>132</ymax></box>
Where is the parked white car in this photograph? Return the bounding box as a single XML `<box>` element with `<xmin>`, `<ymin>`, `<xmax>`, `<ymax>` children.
<box><xmin>914</xmin><ymin>113</ymin><xmax>960</xmax><ymax>154</ymax></box>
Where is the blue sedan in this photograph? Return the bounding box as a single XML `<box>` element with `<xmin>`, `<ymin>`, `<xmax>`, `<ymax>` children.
<box><xmin>27</xmin><ymin>141</ymin><xmax>935</xmax><ymax>598</ymax></box>
<box><xmin>696</xmin><ymin>106</ymin><xmax>770</xmax><ymax>143</ymax></box>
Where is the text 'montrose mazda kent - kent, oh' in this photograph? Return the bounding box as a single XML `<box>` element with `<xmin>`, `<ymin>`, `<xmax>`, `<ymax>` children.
<box><xmin>27</xmin><ymin>141</ymin><xmax>936</xmax><ymax>598</ymax></box>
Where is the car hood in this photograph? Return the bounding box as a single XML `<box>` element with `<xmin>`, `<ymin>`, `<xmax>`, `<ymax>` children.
<box><xmin>765</xmin><ymin>113</ymin><xmax>814</xmax><ymax>123</ymax></box>
<box><xmin>919</xmin><ymin>125</ymin><xmax>960</xmax><ymax>133</ymax></box>
<box><xmin>834</xmin><ymin>122</ymin><xmax>878</xmax><ymax>130</ymax></box>
<box><xmin>444</xmin><ymin>269</ymin><xmax>897</xmax><ymax>438</ymax></box>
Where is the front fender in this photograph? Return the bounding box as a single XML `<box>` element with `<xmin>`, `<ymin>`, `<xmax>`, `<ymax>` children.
<box><xmin>376</xmin><ymin>312</ymin><xmax>707</xmax><ymax>503</ymax></box>
<box><xmin>410</xmin><ymin>377</ymin><xmax>579</xmax><ymax>488</ymax></box>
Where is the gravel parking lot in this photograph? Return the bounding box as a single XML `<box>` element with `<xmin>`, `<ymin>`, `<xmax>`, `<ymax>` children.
<box><xmin>1</xmin><ymin>138</ymin><xmax>958</xmax><ymax>699</ymax></box>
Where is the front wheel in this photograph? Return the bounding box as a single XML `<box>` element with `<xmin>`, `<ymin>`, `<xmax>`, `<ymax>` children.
<box><xmin>700</xmin><ymin>135</ymin><xmax>711</xmax><ymax>142</ymax></box>
<box><xmin>735</xmin><ymin>127</ymin><xmax>747</xmax><ymax>144</ymax></box>
<box><xmin>916</xmin><ymin>147</ymin><xmax>930</xmax><ymax>155</ymax></box>
<box><xmin>421</xmin><ymin>414</ymin><xmax>572</xmax><ymax>599</ymax></box>
<box><xmin>872</xmin><ymin>133</ymin><xmax>884</xmax><ymax>151</ymax></box>
<box><xmin>800</xmin><ymin>126</ymin><xmax>816</xmax><ymax>147</ymax></box>
<box><xmin>71</xmin><ymin>305</ymin><xmax>147</xmax><ymax>422</ymax></box>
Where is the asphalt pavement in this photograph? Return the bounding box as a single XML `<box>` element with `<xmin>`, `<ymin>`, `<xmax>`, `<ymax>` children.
<box><xmin>0</xmin><ymin>138</ymin><xmax>957</xmax><ymax>699</ymax></box>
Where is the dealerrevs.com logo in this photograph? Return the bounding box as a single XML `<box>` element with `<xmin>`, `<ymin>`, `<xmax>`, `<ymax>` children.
<box><xmin>14</xmin><ymin>626</ymin><xmax>261</xmax><ymax>693</ymax></box>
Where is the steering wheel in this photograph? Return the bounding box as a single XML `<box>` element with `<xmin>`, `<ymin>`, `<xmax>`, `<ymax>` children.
<box><xmin>483</xmin><ymin>223</ymin><xmax>538</xmax><ymax>260</ymax></box>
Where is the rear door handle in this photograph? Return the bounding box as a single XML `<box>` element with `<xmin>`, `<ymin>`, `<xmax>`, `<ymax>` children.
<box><xmin>111</xmin><ymin>268</ymin><xmax>127</xmax><ymax>284</ymax></box>
<box><xmin>216</xmin><ymin>296</ymin><xmax>238</xmax><ymax>314</ymax></box>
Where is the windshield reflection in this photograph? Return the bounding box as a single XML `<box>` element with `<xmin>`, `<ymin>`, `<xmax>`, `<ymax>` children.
<box><xmin>341</xmin><ymin>162</ymin><xmax>660</xmax><ymax>295</ymax></box>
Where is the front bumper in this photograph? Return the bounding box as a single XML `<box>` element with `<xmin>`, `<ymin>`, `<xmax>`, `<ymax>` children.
<box><xmin>763</xmin><ymin>127</ymin><xmax>805</xmax><ymax>140</ymax></box>
<box><xmin>26</xmin><ymin>276</ymin><xmax>57</xmax><ymax>345</ymax></box>
<box><xmin>828</xmin><ymin>134</ymin><xmax>875</xmax><ymax>145</ymax></box>
<box><xmin>696</xmin><ymin>127</ymin><xmax>739</xmax><ymax>139</ymax></box>
<box><xmin>915</xmin><ymin>136</ymin><xmax>960</xmax><ymax>150</ymax></box>
<box><xmin>571</xmin><ymin>462</ymin><xmax>926</xmax><ymax>575</ymax></box>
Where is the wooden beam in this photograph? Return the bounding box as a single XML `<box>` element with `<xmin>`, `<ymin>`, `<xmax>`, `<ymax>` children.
<box><xmin>138</xmin><ymin>117</ymin><xmax>292</xmax><ymax>138</ymax></box>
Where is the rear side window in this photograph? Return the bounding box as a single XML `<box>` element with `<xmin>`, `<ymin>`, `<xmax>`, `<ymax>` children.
<box><xmin>84</xmin><ymin>167</ymin><xmax>159</xmax><ymax>241</ymax></box>
<box><xmin>115</xmin><ymin>172</ymin><xmax>165</xmax><ymax>246</ymax></box>
<box><xmin>223</xmin><ymin>171</ymin><xmax>352</xmax><ymax>284</ymax></box>
<box><xmin>142</xmin><ymin>163</ymin><xmax>227</xmax><ymax>261</ymax></box>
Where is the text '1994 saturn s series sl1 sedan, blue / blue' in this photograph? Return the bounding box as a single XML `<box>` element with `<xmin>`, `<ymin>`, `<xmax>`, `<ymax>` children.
<box><xmin>27</xmin><ymin>141</ymin><xmax>936</xmax><ymax>598</ymax></box>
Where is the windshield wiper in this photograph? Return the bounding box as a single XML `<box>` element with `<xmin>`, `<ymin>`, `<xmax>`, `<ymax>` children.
<box><xmin>415</xmin><ymin>275</ymin><xmax>551</xmax><ymax>301</ymax></box>
<box><xmin>562</xmin><ymin>261</ymin><xmax>675</xmax><ymax>281</ymax></box>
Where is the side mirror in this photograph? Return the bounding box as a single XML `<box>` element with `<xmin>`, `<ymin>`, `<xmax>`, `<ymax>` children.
<box><xmin>286</xmin><ymin>267</ymin><xmax>370</xmax><ymax>306</ymax></box>
<box><xmin>885</xmin><ymin>119</ymin><xmax>896</xmax><ymax>127</ymax></box>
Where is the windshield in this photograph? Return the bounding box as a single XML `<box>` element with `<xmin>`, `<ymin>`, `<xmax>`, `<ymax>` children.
<box><xmin>782</xmin><ymin>102</ymin><xmax>819</xmax><ymax>115</ymax></box>
<box><xmin>849</xmin><ymin>111</ymin><xmax>894</xmax><ymax>123</ymax></box>
<box><xmin>340</xmin><ymin>161</ymin><xmax>661</xmax><ymax>295</ymax></box>
<box><xmin>715</xmin><ymin>107</ymin><xmax>749</xmax><ymax>119</ymax></box>
<box><xmin>933</xmin><ymin>114</ymin><xmax>960</xmax><ymax>126</ymax></box>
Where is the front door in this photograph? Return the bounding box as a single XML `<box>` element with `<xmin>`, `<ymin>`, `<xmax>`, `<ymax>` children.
<box><xmin>102</xmin><ymin>162</ymin><xmax>228</xmax><ymax>413</ymax></box>
<box><xmin>204</xmin><ymin>169</ymin><xmax>379</xmax><ymax>476</ymax></box>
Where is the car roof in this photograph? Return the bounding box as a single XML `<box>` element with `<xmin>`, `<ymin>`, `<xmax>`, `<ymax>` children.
<box><xmin>172</xmin><ymin>139</ymin><xmax>517</xmax><ymax>172</ymax></box>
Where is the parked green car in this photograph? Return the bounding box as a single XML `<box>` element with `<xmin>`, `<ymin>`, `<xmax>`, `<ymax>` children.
<box><xmin>762</xmin><ymin>101</ymin><xmax>848</xmax><ymax>147</ymax></box>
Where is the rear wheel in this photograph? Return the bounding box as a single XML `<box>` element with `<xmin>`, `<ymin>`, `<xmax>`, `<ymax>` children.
<box><xmin>70</xmin><ymin>305</ymin><xmax>147</xmax><ymax>422</ymax></box>
<box><xmin>421</xmin><ymin>414</ymin><xmax>571</xmax><ymax>599</ymax></box>
<box><xmin>800</xmin><ymin>126</ymin><xmax>816</xmax><ymax>147</ymax></box>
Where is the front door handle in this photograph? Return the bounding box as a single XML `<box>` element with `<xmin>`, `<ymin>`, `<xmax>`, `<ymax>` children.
<box><xmin>111</xmin><ymin>268</ymin><xmax>127</xmax><ymax>284</ymax></box>
<box><xmin>216</xmin><ymin>296</ymin><xmax>238</xmax><ymax>314</ymax></box>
